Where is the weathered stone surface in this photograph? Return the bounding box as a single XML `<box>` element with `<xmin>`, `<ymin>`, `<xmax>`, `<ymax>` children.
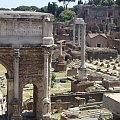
<box><xmin>0</xmin><ymin>11</ymin><xmax>54</xmax><ymax>120</ymax></box>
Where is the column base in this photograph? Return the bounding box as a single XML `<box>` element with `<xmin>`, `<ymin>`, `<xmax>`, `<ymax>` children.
<box><xmin>42</xmin><ymin>113</ymin><xmax>51</xmax><ymax>120</ymax></box>
<box><xmin>11</xmin><ymin>115</ymin><xmax>22</xmax><ymax>120</ymax></box>
<box><xmin>78</xmin><ymin>67</ymin><xmax>87</xmax><ymax>81</ymax></box>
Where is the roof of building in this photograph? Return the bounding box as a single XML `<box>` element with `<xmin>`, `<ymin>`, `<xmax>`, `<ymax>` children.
<box><xmin>88</xmin><ymin>33</ymin><xmax>107</xmax><ymax>39</ymax></box>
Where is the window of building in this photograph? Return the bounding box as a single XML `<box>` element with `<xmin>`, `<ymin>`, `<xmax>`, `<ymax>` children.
<box><xmin>97</xmin><ymin>43</ymin><xmax>102</xmax><ymax>47</ymax></box>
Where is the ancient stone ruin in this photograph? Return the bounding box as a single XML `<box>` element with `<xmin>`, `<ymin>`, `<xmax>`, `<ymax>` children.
<box><xmin>0</xmin><ymin>11</ymin><xmax>54</xmax><ymax>120</ymax></box>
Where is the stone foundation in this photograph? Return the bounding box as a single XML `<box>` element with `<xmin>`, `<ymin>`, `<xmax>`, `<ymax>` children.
<box><xmin>71</xmin><ymin>81</ymin><xmax>94</xmax><ymax>92</ymax></box>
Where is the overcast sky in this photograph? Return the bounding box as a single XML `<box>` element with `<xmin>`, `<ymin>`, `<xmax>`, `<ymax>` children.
<box><xmin>0</xmin><ymin>0</ymin><xmax>87</xmax><ymax>9</ymax></box>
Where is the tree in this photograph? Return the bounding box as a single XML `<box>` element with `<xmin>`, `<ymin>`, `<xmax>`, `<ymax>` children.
<box><xmin>87</xmin><ymin>0</ymin><xmax>115</xmax><ymax>6</ymax></box>
<box><xmin>58</xmin><ymin>0</ymin><xmax>76</xmax><ymax>9</ymax></box>
<box><xmin>102</xmin><ymin>0</ymin><xmax>115</xmax><ymax>6</ymax></box>
<box><xmin>116</xmin><ymin>0</ymin><xmax>120</xmax><ymax>6</ymax></box>
<box><xmin>56</xmin><ymin>6</ymin><xmax>64</xmax><ymax>17</ymax></box>
<box><xmin>13</xmin><ymin>6</ymin><xmax>30</xmax><ymax>11</ymax></box>
<box><xmin>40</xmin><ymin>6</ymin><xmax>48</xmax><ymax>13</ymax></box>
<box><xmin>58</xmin><ymin>9</ymin><xmax>76</xmax><ymax>22</ymax></box>
<box><xmin>48</xmin><ymin>2</ymin><xmax>58</xmax><ymax>15</ymax></box>
<box><xmin>51</xmin><ymin>73</ymin><xmax>56</xmax><ymax>88</ymax></box>
<box><xmin>78</xmin><ymin>0</ymin><xmax>83</xmax><ymax>5</ymax></box>
<box><xmin>12</xmin><ymin>5</ymin><xmax>41</xmax><ymax>11</ymax></box>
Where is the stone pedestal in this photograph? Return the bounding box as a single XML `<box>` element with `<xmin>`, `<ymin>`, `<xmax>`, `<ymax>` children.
<box><xmin>78</xmin><ymin>67</ymin><xmax>87</xmax><ymax>81</ymax></box>
<box><xmin>71</xmin><ymin>81</ymin><xmax>94</xmax><ymax>92</ymax></box>
<box><xmin>54</xmin><ymin>55</ymin><xmax>67</xmax><ymax>72</ymax></box>
<box><xmin>11</xmin><ymin>98</ymin><xmax>21</xmax><ymax>120</ymax></box>
<box><xmin>43</xmin><ymin>114</ymin><xmax>51</xmax><ymax>120</ymax></box>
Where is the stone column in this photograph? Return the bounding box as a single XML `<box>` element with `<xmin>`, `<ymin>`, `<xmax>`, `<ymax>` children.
<box><xmin>118</xmin><ymin>72</ymin><xmax>120</xmax><ymax>81</ymax></box>
<box><xmin>43</xmin><ymin>51</ymin><xmax>51</xmax><ymax>120</ymax></box>
<box><xmin>73</xmin><ymin>24</ymin><xmax>75</xmax><ymax>46</ymax></box>
<box><xmin>81</xmin><ymin>24</ymin><xmax>86</xmax><ymax>69</ymax></box>
<box><xmin>13</xmin><ymin>48</ymin><xmax>20</xmax><ymax>99</ymax></box>
<box><xmin>78</xmin><ymin>24</ymin><xmax>81</xmax><ymax>46</ymax></box>
<box><xmin>11</xmin><ymin>48</ymin><xmax>21</xmax><ymax>120</ymax></box>
<box><xmin>79</xmin><ymin>19</ymin><xmax>87</xmax><ymax>81</ymax></box>
<box><xmin>60</xmin><ymin>42</ymin><xmax>62</xmax><ymax>56</ymax></box>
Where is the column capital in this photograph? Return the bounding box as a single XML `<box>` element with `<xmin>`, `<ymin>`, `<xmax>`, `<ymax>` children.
<box><xmin>13</xmin><ymin>48</ymin><xmax>20</xmax><ymax>58</ymax></box>
<box><xmin>44</xmin><ymin>50</ymin><xmax>50</xmax><ymax>56</ymax></box>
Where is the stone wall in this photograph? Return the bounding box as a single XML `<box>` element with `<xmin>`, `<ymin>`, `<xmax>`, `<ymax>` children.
<box><xmin>102</xmin><ymin>80</ymin><xmax>120</xmax><ymax>90</ymax></box>
<box><xmin>71</xmin><ymin>81</ymin><xmax>94</xmax><ymax>92</ymax></box>
<box><xmin>67</xmin><ymin>68</ymin><xmax>78</xmax><ymax>76</ymax></box>
<box><xmin>75</xmin><ymin>5</ymin><xmax>120</xmax><ymax>33</ymax></box>
<box><xmin>86</xmin><ymin>47</ymin><xmax>118</xmax><ymax>60</ymax></box>
<box><xmin>88</xmin><ymin>74</ymin><xmax>103</xmax><ymax>81</ymax></box>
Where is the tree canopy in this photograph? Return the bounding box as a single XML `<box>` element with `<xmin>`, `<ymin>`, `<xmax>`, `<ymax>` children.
<box><xmin>116</xmin><ymin>0</ymin><xmax>120</xmax><ymax>6</ymax></box>
<box><xmin>58</xmin><ymin>0</ymin><xmax>76</xmax><ymax>9</ymax></box>
<box><xmin>12</xmin><ymin>5</ymin><xmax>41</xmax><ymax>11</ymax></box>
<box><xmin>58</xmin><ymin>9</ymin><xmax>76</xmax><ymax>21</ymax></box>
<box><xmin>88</xmin><ymin>0</ymin><xmax>115</xmax><ymax>6</ymax></box>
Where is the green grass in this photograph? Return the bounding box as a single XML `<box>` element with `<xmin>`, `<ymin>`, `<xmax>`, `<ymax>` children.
<box><xmin>53</xmin><ymin>71</ymin><xmax>67</xmax><ymax>78</ymax></box>
<box><xmin>51</xmin><ymin>81</ymin><xmax>71</xmax><ymax>94</ymax></box>
<box><xmin>52</xmin><ymin>112</ymin><xmax>61</xmax><ymax>120</ymax></box>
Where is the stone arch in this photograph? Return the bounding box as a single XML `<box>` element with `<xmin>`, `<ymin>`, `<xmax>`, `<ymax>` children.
<box><xmin>21</xmin><ymin>82</ymin><xmax>39</xmax><ymax>119</ymax></box>
<box><xmin>0</xmin><ymin>56</ymin><xmax>13</xmax><ymax>79</ymax></box>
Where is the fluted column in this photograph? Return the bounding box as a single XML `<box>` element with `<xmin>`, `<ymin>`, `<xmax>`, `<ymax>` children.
<box><xmin>43</xmin><ymin>51</ymin><xmax>51</xmax><ymax>120</ymax></box>
<box><xmin>78</xmin><ymin>24</ymin><xmax>81</xmax><ymax>46</ymax></box>
<box><xmin>73</xmin><ymin>24</ymin><xmax>75</xmax><ymax>46</ymax></box>
<box><xmin>60</xmin><ymin>42</ymin><xmax>62</xmax><ymax>56</ymax></box>
<box><xmin>81</xmin><ymin>24</ymin><xmax>86</xmax><ymax>69</ymax></box>
<box><xmin>78</xmin><ymin>19</ymin><xmax>87</xmax><ymax>81</ymax></box>
<box><xmin>44</xmin><ymin>51</ymin><xmax>49</xmax><ymax>99</ymax></box>
<box><xmin>13</xmin><ymin>48</ymin><xmax>20</xmax><ymax>99</ymax></box>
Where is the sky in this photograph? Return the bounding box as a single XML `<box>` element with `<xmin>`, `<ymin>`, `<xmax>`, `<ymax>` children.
<box><xmin>0</xmin><ymin>0</ymin><xmax>87</xmax><ymax>9</ymax></box>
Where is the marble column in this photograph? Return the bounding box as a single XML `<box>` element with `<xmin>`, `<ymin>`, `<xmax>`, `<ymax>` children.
<box><xmin>60</xmin><ymin>42</ymin><xmax>62</xmax><ymax>56</ymax></box>
<box><xmin>43</xmin><ymin>51</ymin><xmax>51</xmax><ymax>120</ymax></box>
<box><xmin>73</xmin><ymin>24</ymin><xmax>75</xmax><ymax>46</ymax></box>
<box><xmin>11</xmin><ymin>48</ymin><xmax>21</xmax><ymax>120</ymax></box>
<box><xmin>78</xmin><ymin>24</ymin><xmax>81</xmax><ymax>46</ymax></box>
<box><xmin>79</xmin><ymin>20</ymin><xmax>87</xmax><ymax>81</ymax></box>
<box><xmin>13</xmin><ymin>48</ymin><xmax>20</xmax><ymax>99</ymax></box>
<box><xmin>81</xmin><ymin>24</ymin><xmax>86</xmax><ymax>69</ymax></box>
<box><xmin>118</xmin><ymin>72</ymin><xmax>120</xmax><ymax>81</ymax></box>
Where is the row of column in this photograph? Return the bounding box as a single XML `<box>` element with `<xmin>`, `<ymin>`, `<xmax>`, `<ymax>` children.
<box><xmin>43</xmin><ymin>50</ymin><xmax>51</xmax><ymax>120</ymax></box>
<box><xmin>73</xmin><ymin>18</ymin><xmax>87</xmax><ymax>80</ymax></box>
<box><xmin>12</xmin><ymin>48</ymin><xmax>51</xmax><ymax>119</ymax></box>
<box><xmin>73</xmin><ymin>24</ymin><xmax>81</xmax><ymax>46</ymax></box>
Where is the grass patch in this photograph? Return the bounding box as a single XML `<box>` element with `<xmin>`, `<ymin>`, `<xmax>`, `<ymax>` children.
<box><xmin>52</xmin><ymin>112</ymin><xmax>61</xmax><ymax>120</ymax></box>
<box><xmin>53</xmin><ymin>71</ymin><xmax>67</xmax><ymax>78</ymax></box>
<box><xmin>51</xmin><ymin>81</ymin><xmax>71</xmax><ymax>94</ymax></box>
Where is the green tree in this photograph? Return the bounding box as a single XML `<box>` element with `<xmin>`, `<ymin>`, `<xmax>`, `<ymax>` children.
<box><xmin>56</xmin><ymin>6</ymin><xmax>64</xmax><ymax>17</ymax></box>
<box><xmin>0</xmin><ymin>8</ymin><xmax>10</xmax><ymax>10</ymax></box>
<box><xmin>40</xmin><ymin>6</ymin><xmax>48</xmax><ymax>13</ymax></box>
<box><xmin>87</xmin><ymin>0</ymin><xmax>115</xmax><ymax>6</ymax></box>
<box><xmin>116</xmin><ymin>0</ymin><xmax>120</xmax><ymax>6</ymax></box>
<box><xmin>51</xmin><ymin>73</ymin><xmax>56</xmax><ymax>88</ymax></box>
<box><xmin>78</xmin><ymin>0</ymin><xmax>83</xmax><ymax>4</ymax></box>
<box><xmin>58</xmin><ymin>0</ymin><xmax>76</xmax><ymax>9</ymax></box>
<box><xmin>58</xmin><ymin>9</ymin><xmax>76</xmax><ymax>22</ymax></box>
<box><xmin>48</xmin><ymin>2</ymin><xmax>58</xmax><ymax>15</ymax></box>
<box><xmin>88</xmin><ymin>0</ymin><xmax>94</xmax><ymax>5</ymax></box>
<box><xmin>13</xmin><ymin>6</ymin><xmax>30</xmax><ymax>11</ymax></box>
<box><xmin>13</xmin><ymin>5</ymin><xmax>41</xmax><ymax>11</ymax></box>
